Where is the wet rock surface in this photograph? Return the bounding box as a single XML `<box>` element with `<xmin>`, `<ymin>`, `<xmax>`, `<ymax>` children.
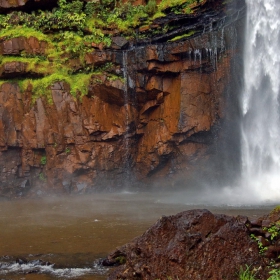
<box><xmin>106</xmin><ymin>209</ymin><xmax>270</xmax><ymax>280</ymax></box>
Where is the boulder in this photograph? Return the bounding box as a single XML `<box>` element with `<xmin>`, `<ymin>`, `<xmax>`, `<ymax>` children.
<box><xmin>106</xmin><ymin>209</ymin><xmax>268</xmax><ymax>280</ymax></box>
<box><xmin>111</xmin><ymin>36</ymin><xmax>129</xmax><ymax>50</ymax></box>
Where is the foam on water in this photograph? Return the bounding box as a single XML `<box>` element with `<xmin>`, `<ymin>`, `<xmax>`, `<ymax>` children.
<box><xmin>0</xmin><ymin>260</ymin><xmax>107</xmax><ymax>278</ymax></box>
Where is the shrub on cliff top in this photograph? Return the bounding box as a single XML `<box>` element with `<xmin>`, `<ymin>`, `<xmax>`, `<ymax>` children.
<box><xmin>0</xmin><ymin>0</ymin><xmax>205</xmax><ymax>100</ymax></box>
<box><xmin>0</xmin><ymin>0</ymin><xmax>203</xmax><ymax>37</ymax></box>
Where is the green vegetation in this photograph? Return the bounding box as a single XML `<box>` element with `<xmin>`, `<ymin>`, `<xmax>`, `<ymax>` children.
<box><xmin>268</xmin><ymin>269</ymin><xmax>280</xmax><ymax>280</ymax></box>
<box><xmin>169</xmin><ymin>30</ymin><xmax>196</xmax><ymax>41</ymax></box>
<box><xmin>0</xmin><ymin>56</ymin><xmax>50</xmax><ymax>75</ymax></box>
<box><xmin>39</xmin><ymin>172</ymin><xmax>46</xmax><ymax>181</ymax></box>
<box><xmin>40</xmin><ymin>156</ymin><xmax>47</xmax><ymax>165</ymax></box>
<box><xmin>264</xmin><ymin>224</ymin><xmax>280</xmax><ymax>241</ymax></box>
<box><xmin>250</xmin><ymin>219</ymin><xmax>280</xmax><ymax>255</ymax></box>
<box><xmin>238</xmin><ymin>265</ymin><xmax>257</xmax><ymax>280</ymax></box>
<box><xmin>250</xmin><ymin>234</ymin><xmax>268</xmax><ymax>254</ymax></box>
<box><xmin>0</xmin><ymin>0</ymin><xmax>203</xmax><ymax>100</ymax></box>
<box><xmin>237</xmin><ymin>266</ymin><xmax>280</xmax><ymax>280</ymax></box>
<box><xmin>248</xmin><ymin>206</ymin><xmax>280</xmax><ymax>280</ymax></box>
<box><xmin>270</xmin><ymin>205</ymin><xmax>280</xmax><ymax>216</ymax></box>
<box><xmin>0</xmin><ymin>27</ymin><xmax>50</xmax><ymax>42</ymax></box>
<box><xmin>22</xmin><ymin>72</ymin><xmax>94</xmax><ymax>102</ymax></box>
<box><xmin>158</xmin><ymin>0</ymin><xmax>199</xmax><ymax>13</ymax></box>
<box><xmin>115</xmin><ymin>255</ymin><xmax>126</xmax><ymax>264</ymax></box>
<box><xmin>0</xmin><ymin>0</ymin><xmax>203</xmax><ymax>43</ymax></box>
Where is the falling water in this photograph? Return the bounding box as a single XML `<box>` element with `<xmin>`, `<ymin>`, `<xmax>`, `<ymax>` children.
<box><xmin>122</xmin><ymin>50</ymin><xmax>132</xmax><ymax>187</ymax></box>
<box><xmin>241</xmin><ymin>0</ymin><xmax>280</xmax><ymax>202</ymax></box>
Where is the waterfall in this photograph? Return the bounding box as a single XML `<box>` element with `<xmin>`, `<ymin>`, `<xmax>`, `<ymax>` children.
<box><xmin>241</xmin><ymin>0</ymin><xmax>280</xmax><ymax>202</ymax></box>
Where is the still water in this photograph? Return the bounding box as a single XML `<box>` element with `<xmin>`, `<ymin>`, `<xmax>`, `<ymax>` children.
<box><xmin>0</xmin><ymin>192</ymin><xmax>275</xmax><ymax>279</ymax></box>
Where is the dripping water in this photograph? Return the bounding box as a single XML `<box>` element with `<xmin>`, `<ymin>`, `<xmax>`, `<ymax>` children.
<box><xmin>194</xmin><ymin>49</ymin><xmax>202</xmax><ymax>65</ymax></box>
<box><xmin>122</xmin><ymin>50</ymin><xmax>130</xmax><ymax>186</ymax></box>
<box><xmin>122</xmin><ymin>50</ymin><xmax>135</xmax><ymax>188</ymax></box>
<box><xmin>240</xmin><ymin>0</ymin><xmax>280</xmax><ymax>202</ymax></box>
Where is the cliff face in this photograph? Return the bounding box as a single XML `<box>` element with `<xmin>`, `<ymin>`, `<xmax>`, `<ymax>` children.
<box><xmin>0</xmin><ymin>0</ymin><xmax>245</xmax><ymax>197</ymax></box>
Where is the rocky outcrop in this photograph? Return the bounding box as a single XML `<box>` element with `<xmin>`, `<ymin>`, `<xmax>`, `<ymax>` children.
<box><xmin>248</xmin><ymin>209</ymin><xmax>280</xmax><ymax>264</ymax></box>
<box><xmin>0</xmin><ymin>36</ymin><xmax>47</xmax><ymax>56</ymax></box>
<box><xmin>0</xmin><ymin>0</ymin><xmax>57</xmax><ymax>10</ymax></box>
<box><xmin>105</xmin><ymin>209</ymin><xmax>269</xmax><ymax>280</ymax></box>
<box><xmin>0</xmin><ymin>0</ymin><xmax>28</xmax><ymax>9</ymax></box>
<box><xmin>0</xmin><ymin>0</ymin><xmax>246</xmax><ymax>197</ymax></box>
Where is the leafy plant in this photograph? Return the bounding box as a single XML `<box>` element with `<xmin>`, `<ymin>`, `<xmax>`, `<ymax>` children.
<box><xmin>169</xmin><ymin>30</ymin><xmax>196</xmax><ymax>41</ymax></box>
<box><xmin>264</xmin><ymin>224</ymin><xmax>280</xmax><ymax>241</ymax></box>
<box><xmin>40</xmin><ymin>156</ymin><xmax>47</xmax><ymax>165</ymax></box>
<box><xmin>250</xmin><ymin>234</ymin><xmax>268</xmax><ymax>254</ymax></box>
<box><xmin>238</xmin><ymin>265</ymin><xmax>257</xmax><ymax>280</ymax></box>
<box><xmin>145</xmin><ymin>0</ymin><xmax>157</xmax><ymax>15</ymax></box>
<box><xmin>268</xmin><ymin>269</ymin><xmax>280</xmax><ymax>280</ymax></box>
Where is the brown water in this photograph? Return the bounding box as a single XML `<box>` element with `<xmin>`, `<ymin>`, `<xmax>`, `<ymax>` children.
<box><xmin>0</xmin><ymin>192</ymin><xmax>275</xmax><ymax>279</ymax></box>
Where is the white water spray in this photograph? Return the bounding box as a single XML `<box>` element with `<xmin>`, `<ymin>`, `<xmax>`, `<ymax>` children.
<box><xmin>241</xmin><ymin>0</ymin><xmax>280</xmax><ymax>202</ymax></box>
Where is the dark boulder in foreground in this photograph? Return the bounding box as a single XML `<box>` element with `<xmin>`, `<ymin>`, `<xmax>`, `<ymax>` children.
<box><xmin>106</xmin><ymin>209</ymin><xmax>268</xmax><ymax>280</ymax></box>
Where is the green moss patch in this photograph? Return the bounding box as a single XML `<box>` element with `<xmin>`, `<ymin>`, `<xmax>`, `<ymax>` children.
<box><xmin>169</xmin><ymin>30</ymin><xmax>196</xmax><ymax>41</ymax></box>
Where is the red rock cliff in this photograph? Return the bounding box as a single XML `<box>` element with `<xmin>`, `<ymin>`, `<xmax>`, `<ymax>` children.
<box><xmin>0</xmin><ymin>0</ymin><xmax>246</xmax><ymax>197</ymax></box>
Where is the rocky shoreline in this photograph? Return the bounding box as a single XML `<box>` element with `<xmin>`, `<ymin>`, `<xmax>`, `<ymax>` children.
<box><xmin>104</xmin><ymin>208</ymin><xmax>280</xmax><ymax>280</ymax></box>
